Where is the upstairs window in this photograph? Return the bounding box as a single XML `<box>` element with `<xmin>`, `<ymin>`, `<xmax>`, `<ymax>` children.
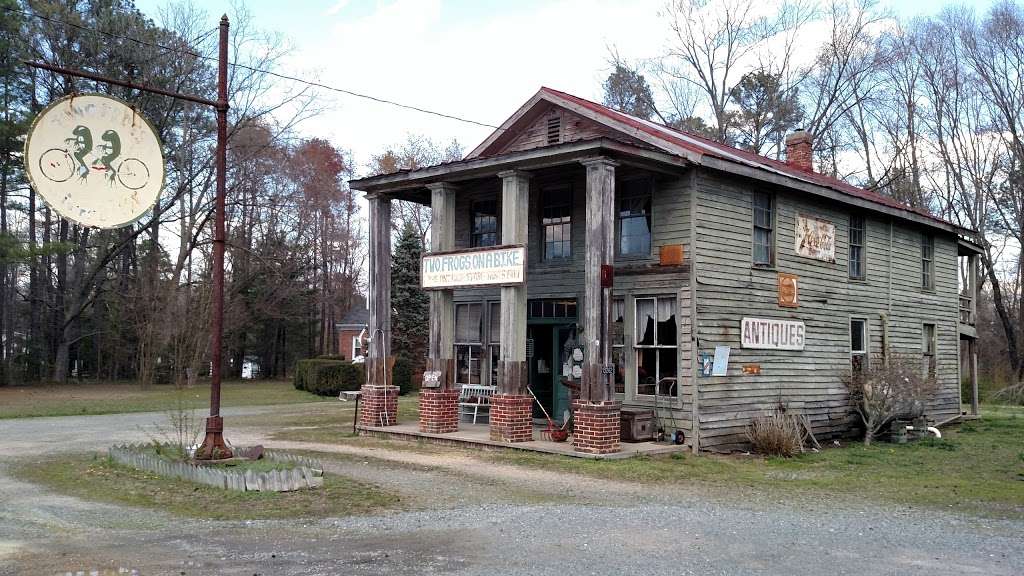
<box><xmin>849</xmin><ymin>215</ymin><xmax>866</xmax><ymax>280</ymax></box>
<box><xmin>921</xmin><ymin>234</ymin><xmax>935</xmax><ymax>290</ymax></box>
<box><xmin>618</xmin><ymin>178</ymin><xmax>652</xmax><ymax>257</ymax></box>
<box><xmin>542</xmin><ymin>187</ymin><xmax>572</xmax><ymax>261</ymax></box>
<box><xmin>471</xmin><ymin>200</ymin><xmax>498</xmax><ymax>247</ymax></box>
<box><xmin>753</xmin><ymin>192</ymin><xmax>774</xmax><ymax>266</ymax></box>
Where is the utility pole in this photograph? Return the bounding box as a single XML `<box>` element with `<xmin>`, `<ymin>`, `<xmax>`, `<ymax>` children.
<box><xmin>26</xmin><ymin>15</ymin><xmax>233</xmax><ymax>459</ymax></box>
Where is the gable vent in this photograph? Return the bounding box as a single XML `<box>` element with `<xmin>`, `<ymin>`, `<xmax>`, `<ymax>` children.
<box><xmin>546</xmin><ymin>114</ymin><xmax>561</xmax><ymax>145</ymax></box>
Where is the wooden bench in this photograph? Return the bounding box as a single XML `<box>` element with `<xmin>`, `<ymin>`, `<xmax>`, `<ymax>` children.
<box><xmin>459</xmin><ymin>384</ymin><xmax>496</xmax><ymax>424</ymax></box>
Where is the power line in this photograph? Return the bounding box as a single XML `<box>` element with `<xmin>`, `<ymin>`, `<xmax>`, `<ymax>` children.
<box><xmin>3</xmin><ymin>5</ymin><xmax>502</xmax><ymax>130</ymax></box>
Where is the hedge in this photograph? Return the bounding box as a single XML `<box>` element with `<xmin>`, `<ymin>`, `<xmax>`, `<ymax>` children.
<box><xmin>293</xmin><ymin>358</ymin><xmax>364</xmax><ymax>396</ymax></box>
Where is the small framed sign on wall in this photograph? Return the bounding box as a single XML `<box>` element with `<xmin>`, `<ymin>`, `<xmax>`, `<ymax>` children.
<box><xmin>778</xmin><ymin>272</ymin><xmax>799</xmax><ymax>308</ymax></box>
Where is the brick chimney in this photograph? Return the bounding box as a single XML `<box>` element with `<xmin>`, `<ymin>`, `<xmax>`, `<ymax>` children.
<box><xmin>785</xmin><ymin>129</ymin><xmax>813</xmax><ymax>172</ymax></box>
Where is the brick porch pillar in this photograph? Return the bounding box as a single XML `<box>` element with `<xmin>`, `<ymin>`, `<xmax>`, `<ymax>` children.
<box><xmin>419</xmin><ymin>389</ymin><xmax>459</xmax><ymax>433</ymax></box>
<box><xmin>358</xmin><ymin>384</ymin><xmax>399</xmax><ymax>428</ymax></box>
<box><xmin>573</xmin><ymin>400</ymin><xmax>621</xmax><ymax>454</ymax></box>
<box><xmin>490</xmin><ymin>393</ymin><xmax>533</xmax><ymax>442</ymax></box>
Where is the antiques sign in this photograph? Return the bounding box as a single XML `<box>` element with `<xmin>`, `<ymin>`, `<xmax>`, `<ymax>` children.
<box><xmin>795</xmin><ymin>214</ymin><xmax>835</xmax><ymax>262</ymax></box>
<box><xmin>421</xmin><ymin>245</ymin><xmax>525</xmax><ymax>289</ymax></box>
<box><xmin>741</xmin><ymin>317</ymin><xmax>805</xmax><ymax>350</ymax></box>
<box><xmin>24</xmin><ymin>94</ymin><xmax>165</xmax><ymax>229</ymax></box>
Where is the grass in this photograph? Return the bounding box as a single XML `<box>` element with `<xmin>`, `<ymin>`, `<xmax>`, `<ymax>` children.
<box><xmin>262</xmin><ymin>393</ymin><xmax>421</xmax><ymax>444</ymax></box>
<box><xmin>483</xmin><ymin>405</ymin><xmax>1024</xmax><ymax>519</ymax></box>
<box><xmin>12</xmin><ymin>452</ymin><xmax>399</xmax><ymax>520</ymax></box>
<box><xmin>0</xmin><ymin>379</ymin><xmax>330</xmax><ymax>419</ymax></box>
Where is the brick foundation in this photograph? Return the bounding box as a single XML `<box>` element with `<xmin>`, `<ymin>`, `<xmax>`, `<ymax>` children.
<box><xmin>358</xmin><ymin>385</ymin><xmax>399</xmax><ymax>428</ymax></box>
<box><xmin>489</xmin><ymin>394</ymin><xmax>533</xmax><ymax>442</ymax></box>
<box><xmin>573</xmin><ymin>401</ymin><xmax>622</xmax><ymax>454</ymax></box>
<box><xmin>419</xmin><ymin>389</ymin><xmax>459</xmax><ymax>433</ymax></box>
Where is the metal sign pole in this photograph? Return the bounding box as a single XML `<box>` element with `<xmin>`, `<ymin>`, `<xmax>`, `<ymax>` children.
<box><xmin>195</xmin><ymin>14</ymin><xmax>232</xmax><ymax>460</ymax></box>
<box><xmin>24</xmin><ymin>14</ymin><xmax>232</xmax><ymax>460</ymax></box>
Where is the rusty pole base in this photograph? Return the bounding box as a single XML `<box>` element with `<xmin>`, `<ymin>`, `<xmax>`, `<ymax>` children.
<box><xmin>194</xmin><ymin>415</ymin><xmax>233</xmax><ymax>460</ymax></box>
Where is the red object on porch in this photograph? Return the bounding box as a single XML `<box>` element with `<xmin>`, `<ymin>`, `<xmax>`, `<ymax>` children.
<box><xmin>489</xmin><ymin>394</ymin><xmax>533</xmax><ymax>442</ymax></box>
<box><xmin>419</xmin><ymin>389</ymin><xmax>459</xmax><ymax>433</ymax></box>
<box><xmin>358</xmin><ymin>384</ymin><xmax>399</xmax><ymax>428</ymax></box>
<box><xmin>573</xmin><ymin>400</ymin><xmax>622</xmax><ymax>454</ymax></box>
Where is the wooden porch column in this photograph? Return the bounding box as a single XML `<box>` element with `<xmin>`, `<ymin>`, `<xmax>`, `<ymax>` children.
<box><xmin>491</xmin><ymin>169</ymin><xmax>533</xmax><ymax>442</ymax></box>
<box><xmin>575</xmin><ymin>157</ymin><xmax>621</xmax><ymax>454</ymax></box>
<box><xmin>421</xmin><ymin>183</ymin><xmax>459</xmax><ymax>433</ymax></box>
<box><xmin>359</xmin><ymin>194</ymin><xmax>398</xmax><ymax>428</ymax></box>
<box><xmin>969</xmin><ymin>253</ymin><xmax>979</xmax><ymax>416</ymax></box>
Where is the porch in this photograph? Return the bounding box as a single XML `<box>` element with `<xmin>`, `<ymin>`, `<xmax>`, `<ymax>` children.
<box><xmin>358</xmin><ymin>421</ymin><xmax>688</xmax><ymax>460</ymax></box>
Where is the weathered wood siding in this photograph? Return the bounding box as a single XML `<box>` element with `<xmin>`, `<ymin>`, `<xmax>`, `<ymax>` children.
<box><xmin>499</xmin><ymin>106</ymin><xmax>630</xmax><ymax>155</ymax></box>
<box><xmin>447</xmin><ymin>167</ymin><xmax>695</xmax><ymax>443</ymax></box>
<box><xmin>692</xmin><ymin>168</ymin><xmax>960</xmax><ymax>451</ymax></box>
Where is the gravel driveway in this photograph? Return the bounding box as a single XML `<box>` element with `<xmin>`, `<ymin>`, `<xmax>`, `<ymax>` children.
<box><xmin>0</xmin><ymin>406</ymin><xmax>1020</xmax><ymax>576</ymax></box>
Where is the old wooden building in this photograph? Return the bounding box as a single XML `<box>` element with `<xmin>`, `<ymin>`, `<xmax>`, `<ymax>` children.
<box><xmin>350</xmin><ymin>87</ymin><xmax>981</xmax><ymax>454</ymax></box>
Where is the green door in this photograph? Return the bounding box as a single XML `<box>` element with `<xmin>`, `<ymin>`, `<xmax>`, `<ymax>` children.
<box><xmin>553</xmin><ymin>325</ymin><xmax>577</xmax><ymax>425</ymax></box>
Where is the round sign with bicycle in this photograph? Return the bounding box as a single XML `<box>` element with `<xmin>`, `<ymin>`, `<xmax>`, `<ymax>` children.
<box><xmin>24</xmin><ymin>93</ymin><xmax>165</xmax><ymax>229</ymax></box>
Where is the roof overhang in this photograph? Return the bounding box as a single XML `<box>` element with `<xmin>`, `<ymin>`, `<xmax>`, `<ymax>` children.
<box><xmin>349</xmin><ymin>137</ymin><xmax>690</xmax><ymax>198</ymax></box>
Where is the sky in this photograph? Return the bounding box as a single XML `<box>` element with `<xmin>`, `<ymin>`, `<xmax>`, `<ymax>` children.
<box><xmin>129</xmin><ymin>0</ymin><xmax>998</xmax><ymax>179</ymax></box>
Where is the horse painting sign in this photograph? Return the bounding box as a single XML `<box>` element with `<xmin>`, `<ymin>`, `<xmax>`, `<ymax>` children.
<box><xmin>24</xmin><ymin>94</ymin><xmax>165</xmax><ymax>229</ymax></box>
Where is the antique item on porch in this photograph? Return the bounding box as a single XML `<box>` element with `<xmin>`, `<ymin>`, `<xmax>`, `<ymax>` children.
<box><xmin>458</xmin><ymin>384</ymin><xmax>496</xmax><ymax>424</ymax></box>
<box><xmin>527</xmin><ymin>385</ymin><xmax>569</xmax><ymax>442</ymax></box>
<box><xmin>24</xmin><ymin>93</ymin><xmax>166</xmax><ymax>229</ymax></box>
<box><xmin>742</xmin><ymin>363</ymin><xmax>762</xmax><ymax>375</ymax></box>
<box><xmin>620</xmin><ymin>409</ymin><xmax>655</xmax><ymax>442</ymax></box>
<box><xmin>794</xmin><ymin>214</ymin><xmax>836</xmax><ymax>262</ymax></box>
<box><xmin>699</xmin><ymin>351</ymin><xmax>713</xmax><ymax>377</ymax></box>
<box><xmin>778</xmin><ymin>272</ymin><xmax>799</xmax><ymax>308</ymax></box>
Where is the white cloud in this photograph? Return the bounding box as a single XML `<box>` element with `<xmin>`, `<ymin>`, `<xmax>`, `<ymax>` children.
<box><xmin>286</xmin><ymin>0</ymin><xmax>665</xmax><ymax>175</ymax></box>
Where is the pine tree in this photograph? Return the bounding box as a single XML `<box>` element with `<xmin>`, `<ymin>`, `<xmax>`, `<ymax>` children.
<box><xmin>390</xmin><ymin>223</ymin><xmax>429</xmax><ymax>364</ymax></box>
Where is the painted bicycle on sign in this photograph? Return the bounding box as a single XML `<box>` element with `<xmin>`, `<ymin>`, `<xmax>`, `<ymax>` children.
<box><xmin>38</xmin><ymin>125</ymin><xmax>150</xmax><ymax>190</ymax></box>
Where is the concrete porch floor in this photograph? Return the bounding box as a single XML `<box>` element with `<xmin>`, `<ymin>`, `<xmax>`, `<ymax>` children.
<box><xmin>357</xmin><ymin>420</ymin><xmax>689</xmax><ymax>460</ymax></box>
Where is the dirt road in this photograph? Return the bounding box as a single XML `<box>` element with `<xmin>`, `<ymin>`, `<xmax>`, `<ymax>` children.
<box><xmin>1</xmin><ymin>406</ymin><xmax>1020</xmax><ymax>575</ymax></box>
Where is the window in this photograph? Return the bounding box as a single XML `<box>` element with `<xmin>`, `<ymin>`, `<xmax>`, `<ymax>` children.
<box><xmin>849</xmin><ymin>216</ymin><xmax>866</xmax><ymax>280</ymax></box>
<box><xmin>528</xmin><ymin>298</ymin><xmax>577</xmax><ymax>319</ymax></box>
<box><xmin>471</xmin><ymin>200</ymin><xmax>498</xmax><ymax>247</ymax></box>
<box><xmin>634</xmin><ymin>296</ymin><xmax>678</xmax><ymax>396</ymax></box>
<box><xmin>618</xmin><ymin>179</ymin><xmax>652</xmax><ymax>257</ymax></box>
<box><xmin>487</xmin><ymin>302</ymin><xmax>501</xmax><ymax>386</ymax></box>
<box><xmin>612</xmin><ymin>298</ymin><xmax>625</xmax><ymax>394</ymax></box>
<box><xmin>850</xmin><ymin>318</ymin><xmax>867</xmax><ymax>376</ymax></box>
<box><xmin>922</xmin><ymin>323</ymin><xmax>936</xmax><ymax>379</ymax></box>
<box><xmin>455</xmin><ymin>303</ymin><xmax>482</xmax><ymax>386</ymax></box>
<box><xmin>542</xmin><ymin>187</ymin><xmax>572</xmax><ymax>261</ymax></box>
<box><xmin>351</xmin><ymin>336</ymin><xmax>362</xmax><ymax>359</ymax></box>
<box><xmin>753</xmin><ymin>192</ymin><xmax>774</xmax><ymax>266</ymax></box>
<box><xmin>921</xmin><ymin>234</ymin><xmax>935</xmax><ymax>290</ymax></box>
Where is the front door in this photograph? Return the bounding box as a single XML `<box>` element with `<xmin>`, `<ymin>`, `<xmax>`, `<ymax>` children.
<box><xmin>527</xmin><ymin>323</ymin><xmax>576</xmax><ymax>425</ymax></box>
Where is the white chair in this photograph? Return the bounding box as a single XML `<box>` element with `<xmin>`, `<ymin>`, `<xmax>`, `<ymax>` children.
<box><xmin>459</xmin><ymin>384</ymin><xmax>496</xmax><ymax>424</ymax></box>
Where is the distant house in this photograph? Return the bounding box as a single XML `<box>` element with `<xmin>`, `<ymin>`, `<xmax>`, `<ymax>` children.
<box><xmin>350</xmin><ymin>87</ymin><xmax>981</xmax><ymax>454</ymax></box>
<box><xmin>336</xmin><ymin>307</ymin><xmax>368</xmax><ymax>361</ymax></box>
